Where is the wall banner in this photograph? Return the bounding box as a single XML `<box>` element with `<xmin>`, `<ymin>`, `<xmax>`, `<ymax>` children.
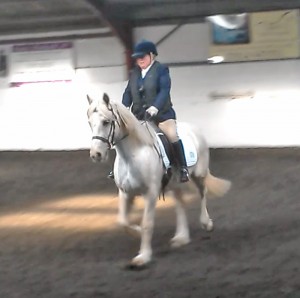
<box><xmin>10</xmin><ymin>41</ymin><xmax>74</xmax><ymax>86</ymax></box>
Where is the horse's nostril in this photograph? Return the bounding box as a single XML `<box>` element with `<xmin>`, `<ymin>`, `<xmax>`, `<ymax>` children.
<box><xmin>96</xmin><ymin>152</ymin><xmax>101</xmax><ymax>158</ymax></box>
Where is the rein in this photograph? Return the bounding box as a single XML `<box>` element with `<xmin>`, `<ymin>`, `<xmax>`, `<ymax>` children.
<box><xmin>142</xmin><ymin>120</ymin><xmax>163</xmax><ymax>160</ymax></box>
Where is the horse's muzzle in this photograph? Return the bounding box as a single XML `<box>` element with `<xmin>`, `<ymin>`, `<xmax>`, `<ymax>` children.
<box><xmin>90</xmin><ymin>149</ymin><xmax>103</xmax><ymax>162</ymax></box>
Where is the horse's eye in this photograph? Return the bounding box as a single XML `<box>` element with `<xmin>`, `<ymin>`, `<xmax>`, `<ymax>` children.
<box><xmin>103</xmin><ymin>120</ymin><xmax>110</xmax><ymax>126</ymax></box>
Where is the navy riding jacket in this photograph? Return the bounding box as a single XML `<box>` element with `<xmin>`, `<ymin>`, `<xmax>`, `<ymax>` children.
<box><xmin>122</xmin><ymin>61</ymin><xmax>176</xmax><ymax>122</ymax></box>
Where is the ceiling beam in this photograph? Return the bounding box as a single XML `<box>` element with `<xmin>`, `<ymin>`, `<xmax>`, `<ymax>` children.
<box><xmin>0</xmin><ymin>14</ymin><xmax>104</xmax><ymax>26</ymax></box>
<box><xmin>0</xmin><ymin>17</ymin><xmax>107</xmax><ymax>36</ymax></box>
<box><xmin>0</xmin><ymin>31</ymin><xmax>113</xmax><ymax>45</ymax></box>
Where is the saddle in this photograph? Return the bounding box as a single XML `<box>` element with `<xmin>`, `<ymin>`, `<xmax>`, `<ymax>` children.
<box><xmin>150</xmin><ymin>123</ymin><xmax>174</xmax><ymax>168</ymax></box>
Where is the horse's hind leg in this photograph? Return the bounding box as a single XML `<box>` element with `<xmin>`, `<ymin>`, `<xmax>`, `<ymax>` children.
<box><xmin>191</xmin><ymin>174</ymin><xmax>214</xmax><ymax>232</ymax></box>
<box><xmin>170</xmin><ymin>188</ymin><xmax>190</xmax><ymax>248</ymax></box>
<box><xmin>118</xmin><ymin>190</ymin><xmax>141</xmax><ymax>237</ymax></box>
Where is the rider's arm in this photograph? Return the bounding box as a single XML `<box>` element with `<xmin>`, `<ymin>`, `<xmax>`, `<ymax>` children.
<box><xmin>152</xmin><ymin>65</ymin><xmax>171</xmax><ymax>111</ymax></box>
<box><xmin>122</xmin><ymin>81</ymin><xmax>132</xmax><ymax>108</ymax></box>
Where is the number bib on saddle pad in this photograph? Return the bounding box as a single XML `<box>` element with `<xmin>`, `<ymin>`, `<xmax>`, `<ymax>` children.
<box><xmin>155</xmin><ymin>124</ymin><xmax>198</xmax><ymax>169</ymax></box>
<box><xmin>177</xmin><ymin>125</ymin><xmax>198</xmax><ymax>167</ymax></box>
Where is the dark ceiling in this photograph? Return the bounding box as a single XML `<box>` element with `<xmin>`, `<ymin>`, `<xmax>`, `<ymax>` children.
<box><xmin>0</xmin><ymin>0</ymin><xmax>300</xmax><ymax>44</ymax></box>
<box><xmin>96</xmin><ymin>0</ymin><xmax>300</xmax><ymax>25</ymax></box>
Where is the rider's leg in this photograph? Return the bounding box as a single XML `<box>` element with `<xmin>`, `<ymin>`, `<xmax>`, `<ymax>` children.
<box><xmin>158</xmin><ymin>119</ymin><xmax>189</xmax><ymax>183</ymax></box>
<box><xmin>171</xmin><ymin>139</ymin><xmax>189</xmax><ymax>182</ymax></box>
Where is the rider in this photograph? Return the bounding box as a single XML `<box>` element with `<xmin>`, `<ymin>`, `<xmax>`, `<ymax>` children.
<box><xmin>119</xmin><ymin>39</ymin><xmax>189</xmax><ymax>183</ymax></box>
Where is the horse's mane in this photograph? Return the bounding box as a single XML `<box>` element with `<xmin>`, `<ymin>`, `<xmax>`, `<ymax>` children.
<box><xmin>99</xmin><ymin>100</ymin><xmax>155</xmax><ymax>147</ymax></box>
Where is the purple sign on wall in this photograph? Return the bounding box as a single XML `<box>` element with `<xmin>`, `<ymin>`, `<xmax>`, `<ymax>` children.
<box><xmin>12</xmin><ymin>42</ymin><xmax>73</xmax><ymax>53</ymax></box>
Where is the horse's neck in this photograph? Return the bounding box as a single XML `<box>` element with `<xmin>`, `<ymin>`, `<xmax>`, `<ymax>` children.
<box><xmin>115</xmin><ymin>136</ymin><xmax>136</xmax><ymax>159</ymax></box>
<box><xmin>115</xmin><ymin>125</ymin><xmax>155</xmax><ymax>160</ymax></box>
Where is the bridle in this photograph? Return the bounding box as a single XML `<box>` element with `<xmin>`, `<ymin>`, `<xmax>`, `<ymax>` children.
<box><xmin>91</xmin><ymin>105</ymin><xmax>128</xmax><ymax>149</ymax></box>
<box><xmin>92</xmin><ymin>121</ymin><xmax>116</xmax><ymax>149</ymax></box>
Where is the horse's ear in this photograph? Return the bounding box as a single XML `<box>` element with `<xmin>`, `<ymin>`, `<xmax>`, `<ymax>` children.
<box><xmin>86</xmin><ymin>95</ymin><xmax>92</xmax><ymax>105</ymax></box>
<box><xmin>103</xmin><ymin>93</ymin><xmax>110</xmax><ymax>106</ymax></box>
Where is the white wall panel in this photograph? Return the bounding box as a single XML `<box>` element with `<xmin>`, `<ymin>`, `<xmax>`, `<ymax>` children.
<box><xmin>134</xmin><ymin>24</ymin><xmax>210</xmax><ymax>62</ymax></box>
<box><xmin>1</xmin><ymin>22</ymin><xmax>300</xmax><ymax>150</ymax></box>
<box><xmin>76</xmin><ymin>66</ymin><xmax>126</xmax><ymax>84</ymax></box>
<box><xmin>0</xmin><ymin>83</ymin><xmax>91</xmax><ymax>150</ymax></box>
<box><xmin>75</xmin><ymin>37</ymin><xmax>124</xmax><ymax>67</ymax></box>
<box><xmin>170</xmin><ymin>60</ymin><xmax>300</xmax><ymax>147</ymax></box>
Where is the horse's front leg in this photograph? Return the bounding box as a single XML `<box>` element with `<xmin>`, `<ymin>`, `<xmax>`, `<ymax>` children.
<box><xmin>130</xmin><ymin>194</ymin><xmax>157</xmax><ymax>267</ymax></box>
<box><xmin>117</xmin><ymin>190</ymin><xmax>141</xmax><ymax>237</ymax></box>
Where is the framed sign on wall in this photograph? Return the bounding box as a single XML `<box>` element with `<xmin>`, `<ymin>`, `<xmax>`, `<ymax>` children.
<box><xmin>208</xmin><ymin>10</ymin><xmax>300</xmax><ymax>62</ymax></box>
<box><xmin>10</xmin><ymin>41</ymin><xmax>74</xmax><ymax>87</ymax></box>
<box><xmin>210</xmin><ymin>13</ymin><xmax>250</xmax><ymax>45</ymax></box>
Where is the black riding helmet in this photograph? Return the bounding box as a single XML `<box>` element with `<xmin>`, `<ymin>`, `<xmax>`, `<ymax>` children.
<box><xmin>131</xmin><ymin>40</ymin><xmax>158</xmax><ymax>59</ymax></box>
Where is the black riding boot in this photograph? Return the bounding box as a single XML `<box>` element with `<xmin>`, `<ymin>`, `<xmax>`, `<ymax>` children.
<box><xmin>172</xmin><ymin>140</ymin><xmax>189</xmax><ymax>183</ymax></box>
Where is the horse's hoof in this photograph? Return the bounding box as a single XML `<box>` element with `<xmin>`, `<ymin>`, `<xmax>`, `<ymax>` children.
<box><xmin>129</xmin><ymin>254</ymin><xmax>151</xmax><ymax>269</ymax></box>
<box><xmin>170</xmin><ymin>235</ymin><xmax>190</xmax><ymax>248</ymax></box>
<box><xmin>124</xmin><ymin>262</ymin><xmax>149</xmax><ymax>271</ymax></box>
<box><xmin>201</xmin><ymin>219</ymin><xmax>214</xmax><ymax>232</ymax></box>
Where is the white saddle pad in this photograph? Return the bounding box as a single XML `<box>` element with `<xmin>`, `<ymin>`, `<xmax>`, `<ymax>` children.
<box><xmin>177</xmin><ymin>126</ymin><xmax>198</xmax><ymax>167</ymax></box>
<box><xmin>156</xmin><ymin>126</ymin><xmax>197</xmax><ymax>168</ymax></box>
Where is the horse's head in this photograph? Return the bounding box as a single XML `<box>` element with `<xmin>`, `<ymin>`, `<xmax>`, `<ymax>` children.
<box><xmin>87</xmin><ymin>93</ymin><xmax>123</xmax><ymax>162</ymax></box>
<box><xmin>87</xmin><ymin>92</ymin><xmax>155</xmax><ymax>162</ymax></box>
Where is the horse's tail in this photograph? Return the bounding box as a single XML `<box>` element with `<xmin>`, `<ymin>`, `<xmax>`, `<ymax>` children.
<box><xmin>204</xmin><ymin>170</ymin><xmax>231</xmax><ymax>198</ymax></box>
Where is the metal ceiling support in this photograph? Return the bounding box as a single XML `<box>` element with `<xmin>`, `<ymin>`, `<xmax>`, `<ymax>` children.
<box><xmin>85</xmin><ymin>0</ymin><xmax>134</xmax><ymax>74</ymax></box>
<box><xmin>156</xmin><ymin>22</ymin><xmax>184</xmax><ymax>46</ymax></box>
<box><xmin>121</xmin><ymin>22</ymin><xmax>134</xmax><ymax>75</ymax></box>
<box><xmin>0</xmin><ymin>31</ymin><xmax>113</xmax><ymax>45</ymax></box>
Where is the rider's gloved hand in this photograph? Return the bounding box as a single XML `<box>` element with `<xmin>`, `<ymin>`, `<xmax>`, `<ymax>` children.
<box><xmin>146</xmin><ymin>106</ymin><xmax>158</xmax><ymax>117</ymax></box>
<box><xmin>136</xmin><ymin>108</ymin><xmax>147</xmax><ymax>120</ymax></box>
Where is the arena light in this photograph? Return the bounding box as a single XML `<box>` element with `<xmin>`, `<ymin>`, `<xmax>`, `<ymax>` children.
<box><xmin>207</xmin><ymin>55</ymin><xmax>224</xmax><ymax>64</ymax></box>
